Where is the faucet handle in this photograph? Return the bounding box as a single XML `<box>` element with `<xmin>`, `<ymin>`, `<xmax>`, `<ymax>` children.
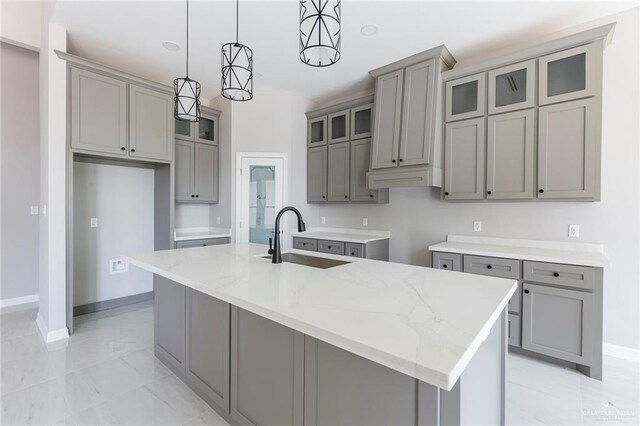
<box><xmin>268</xmin><ymin>237</ymin><xmax>274</xmax><ymax>255</ymax></box>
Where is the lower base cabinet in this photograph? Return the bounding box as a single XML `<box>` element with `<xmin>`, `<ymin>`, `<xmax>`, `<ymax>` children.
<box><xmin>155</xmin><ymin>276</ymin><xmax>186</xmax><ymax>371</ymax></box>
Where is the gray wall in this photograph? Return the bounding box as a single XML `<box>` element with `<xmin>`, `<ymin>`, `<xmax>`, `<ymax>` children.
<box><xmin>73</xmin><ymin>160</ymin><xmax>154</xmax><ymax>307</ymax></box>
<box><xmin>0</xmin><ymin>42</ymin><xmax>40</xmax><ymax>301</ymax></box>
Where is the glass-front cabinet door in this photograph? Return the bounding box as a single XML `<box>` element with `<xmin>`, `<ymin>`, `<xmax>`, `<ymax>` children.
<box><xmin>445</xmin><ymin>73</ymin><xmax>486</xmax><ymax>122</ymax></box>
<box><xmin>350</xmin><ymin>103</ymin><xmax>372</xmax><ymax>140</ymax></box>
<box><xmin>175</xmin><ymin>118</ymin><xmax>194</xmax><ymax>141</ymax></box>
<box><xmin>195</xmin><ymin>115</ymin><xmax>217</xmax><ymax>145</ymax></box>
<box><xmin>328</xmin><ymin>109</ymin><xmax>350</xmax><ymax>144</ymax></box>
<box><xmin>539</xmin><ymin>43</ymin><xmax>601</xmax><ymax>105</ymax></box>
<box><xmin>488</xmin><ymin>59</ymin><xmax>536</xmax><ymax>114</ymax></box>
<box><xmin>307</xmin><ymin>116</ymin><xmax>327</xmax><ymax>147</ymax></box>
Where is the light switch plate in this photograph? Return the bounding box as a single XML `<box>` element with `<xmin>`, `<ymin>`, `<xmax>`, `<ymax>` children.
<box><xmin>90</xmin><ymin>218</ymin><xmax>98</xmax><ymax>228</ymax></box>
<box><xmin>474</xmin><ymin>221</ymin><xmax>482</xmax><ymax>232</ymax></box>
<box><xmin>30</xmin><ymin>206</ymin><xmax>39</xmax><ymax>215</ymax></box>
<box><xmin>569</xmin><ymin>224</ymin><xmax>580</xmax><ymax>238</ymax></box>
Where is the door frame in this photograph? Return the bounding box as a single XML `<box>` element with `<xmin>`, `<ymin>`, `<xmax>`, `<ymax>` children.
<box><xmin>235</xmin><ymin>152</ymin><xmax>288</xmax><ymax>245</ymax></box>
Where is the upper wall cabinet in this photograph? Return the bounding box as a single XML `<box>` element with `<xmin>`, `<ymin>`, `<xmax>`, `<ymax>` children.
<box><xmin>328</xmin><ymin>109</ymin><xmax>350</xmax><ymax>144</ymax></box>
<box><xmin>445</xmin><ymin>72</ymin><xmax>485</xmax><ymax>122</ymax></box>
<box><xmin>444</xmin><ymin>117</ymin><xmax>485</xmax><ymax>200</ymax></box>
<box><xmin>175</xmin><ymin>112</ymin><xmax>219</xmax><ymax>146</ymax></box>
<box><xmin>371</xmin><ymin>69</ymin><xmax>404</xmax><ymax>169</ymax></box>
<box><xmin>488</xmin><ymin>60</ymin><xmax>536</xmax><ymax>115</ymax></box>
<box><xmin>307</xmin><ymin>116</ymin><xmax>327</xmax><ymax>147</ymax></box>
<box><xmin>129</xmin><ymin>85</ymin><xmax>173</xmax><ymax>162</ymax></box>
<box><xmin>350</xmin><ymin>103</ymin><xmax>372</xmax><ymax>140</ymax></box>
<box><xmin>539</xmin><ymin>43</ymin><xmax>602</xmax><ymax>106</ymax></box>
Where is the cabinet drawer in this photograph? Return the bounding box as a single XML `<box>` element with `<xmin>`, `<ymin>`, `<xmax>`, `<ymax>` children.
<box><xmin>345</xmin><ymin>243</ymin><xmax>364</xmax><ymax>258</ymax></box>
<box><xmin>508</xmin><ymin>314</ymin><xmax>521</xmax><ymax>347</ymax></box>
<box><xmin>463</xmin><ymin>255</ymin><xmax>521</xmax><ymax>279</ymax></box>
<box><xmin>432</xmin><ymin>252</ymin><xmax>462</xmax><ymax>272</ymax></box>
<box><xmin>293</xmin><ymin>237</ymin><xmax>317</xmax><ymax>252</ymax></box>
<box><xmin>175</xmin><ymin>238</ymin><xmax>229</xmax><ymax>249</ymax></box>
<box><xmin>317</xmin><ymin>240</ymin><xmax>345</xmax><ymax>255</ymax></box>
<box><xmin>523</xmin><ymin>261</ymin><xmax>595</xmax><ymax>291</ymax></box>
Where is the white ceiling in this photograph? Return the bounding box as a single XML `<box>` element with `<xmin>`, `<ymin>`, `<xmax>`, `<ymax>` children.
<box><xmin>53</xmin><ymin>1</ymin><xmax>637</xmax><ymax>104</ymax></box>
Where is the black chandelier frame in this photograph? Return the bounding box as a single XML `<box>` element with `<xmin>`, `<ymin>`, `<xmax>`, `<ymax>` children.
<box><xmin>299</xmin><ymin>0</ymin><xmax>341</xmax><ymax>67</ymax></box>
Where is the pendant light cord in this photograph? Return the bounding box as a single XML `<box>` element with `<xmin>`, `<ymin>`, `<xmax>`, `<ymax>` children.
<box><xmin>186</xmin><ymin>0</ymin><xmax>190</xmax><ymax>77</ymax></box>
<box><xmin>235</xmin><ymin>0</ymin><xmax>239</xmax><ymax>44</ymax></box>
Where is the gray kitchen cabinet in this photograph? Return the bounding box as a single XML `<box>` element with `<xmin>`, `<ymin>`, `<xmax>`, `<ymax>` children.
<box><xmin>486</xmin><ymin>109</ymin><xmax>535</xmax><ymax>200</ymax></box>
<box><xmin>328</xmin><ymin>109</ymin><xmax>350</xmax><ymax>144</ymax></box>
<box><xmin>155</xmin><ymin>275</ymin><xmax>186</xmax><ymax>371</ymax></box>
<box><xmin>445</xmin><ymin>72</ymin><xmax>486</xmax><ymax>122</ymax></box>
<box><xmin>317</xmin><ymin>240</ymin><xmax>345</xmax><ymax>255</ymax></box>
<box><xmin>538</xmin><ymin>97</ymin><xmax>599</xmax><ymax>200</ymax></box>
<box><xmin>539</xmin><ymin>43</ymin><xmax>602</xmax><ymax>106</ymax></box>
<box><xmin>350</xmin><ymin>138</ymin><xmax>377</xmax><ymax>202</ymax></box>
<box><xmin>487</xmin><ymin>60</ymin><xmax>536</xmax><ymax>115</ymax></box>
<box><xmin>399</xmin><ymin>59</ymin><xmax>435</xmax><ymax>167</ymax></box>
<box><xmin>293</xmin><ymin>237</ymin><xmax>318</xmax><ymax>251</ymax></box>
<box><xmin>327</xmin><ymin>142</ymin><xmax>350</xmax><ymax>202</ymax></box>
<box><xmin>345</xmin><ymin>242</ymin><xmax>364</xmax><ymax>258</ymax></box>
<box><xmin>186</xmin><ymin>289</ymin><xmax>230</xmax><ymax>411</ymax></box>
<box><xmin>195</xmin><ymin>143</ymin><xmax>219</xmax><ymax>203</ymax></box>
<box><xmin>371</xmin><ymin>69</ymin><xmax>403</xmax><ymax>169</ymax></box>
<box><xmin>175</xmin><ymin>118</ymin><xmax>194</xmax><ymax>141</ymax></box>
<box><xmin>230</xmin><ymin>307</ymin><xmax>304</xmax><ymax>426</ymax></box>
<box><xmin>350</xmin><ymin>103</ymin><xmax>372</xmax><ymax>140</ymax></box>
<box><xmin>175</xmin><ymin>237</ymin><xmax>230</xmax><ymax>249</ymax></box>
<box><xmin>508</xmin><ymin>314</ymin><xmax>521</xmax><ymax>347</ymax></box>
<box><xmin>523</xmin><ymin>261</ymin><xmax>595</xmax><ymax>291</ymax></box>
<box><xmin>175</xmin><ymin>140</ymin><xmax>195</xmax><ymax>201</ymax></box>
<box><xmin>308</xmin><ymin>116</ymin><xmax>327</xmax><ymax>147</ymax></box>
<box><xmin>129</xmin><ymin>84</ymin><xmax>173</xmax><ymax>162</ymax></box>
<box><xmin>307</xmin><ymin>146</ymin><xmax>327</xmax><ymax>202</ymax></box>
<box><xmin>293</xmin><ymin>236</ymin><xmax>389</xmax><ymax>261</ymax></box>
<box><xmin>444</xmin><ymin>117</ymin><xmax>485</xmax><ymax>200</ymax></box>
<box><xmin>522</xmin><ymin>283</ymin><xmax>594</xmax><ymax>365</ymax></box>
<box><xmin>463</xmin><ymin>255</ymin><xmax>520</xmax><ymax>280</ymax></box>
<box><xmin>304</xmin><ymin>337</ymin><xmax>417</xmax><ymax>426</ymax></box>
<box><xmin>432</xmin><ymin>252</ymin><xmax>462</xmax><ymax>272</ymax></box>
<box><xmin>70</xmin><ymin>67</ymin><xmax>128</xmax><ymax>156</ymax></box>
<box><xmin>196</xmin><ymin>115</ymin><xmax>218</xmax><ymax>145</ymax></box>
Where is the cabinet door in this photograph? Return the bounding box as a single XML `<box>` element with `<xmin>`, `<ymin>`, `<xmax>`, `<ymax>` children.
<box><xmin>399</xmin><ymin>59</ymin><xmax>435</xmax><ymax>167</ymax></box>
<box><xmin>155</xmin><ymin>276</ymin><xmax>186</xmax><ymax>371</ymax></box>
<box><xmin>508</xmin><ymin>314</ymin><xmax>521</xmax><ymax>347</ymax></box>
<box><xmin>350</xmin><ymin>138</ymin><xmax>376</xmax><ymax>202</ymax></box>
<box><xmin>328</xmin><ymin>109</ymin><xmax>350</xmax><ymax>144</ymax></box>
<box><xmin>432</xmin><ymin>252</ymin><xmax>462</xmax><ymax>272</ymax></box>
<box><xmin>307</xmin><ymin>116</ymin><xmax>327</xmax><ymax>147</ymax></box>
<box><xmin>186</xmin><ymin>289</ymin><xmax>230</xmax><ymax>411</ymax></box>
<box><xmin>522</xmin><ymin>283</ymin><xmax>594</xmax><ymax>364</ymax></box>
<box><xmin>488</xmin><ymin>60</ymin><xmax>536</xmax><ymax>115</ymax></box>
<box><xmin>129</xmin><ymin>85</ymin><xmax>174</xmax><ymax>161</ymax></box>
<box><xmin>195</xmin><ymin>115</ymin><xmax>218</xmax><ymax>145</ymax></box>
<box><xmin>175</xmin><ymin>119</ymin><xmax>195</xmax><ymax>141</ymax></box>
<box><xmin>230</xmin><ymin>307</ymin><xmax>304</xmax><ymax>426</ymax></box>
<box><xmin>371</xmin><ymin>70</ymin><xmax>403</xmax><ymax>169</ymax></box>
<box><xmin>304</xmin><ymin>337</ymin><xmax>417</xmax><ymax>426</ymax></box>
<box><xmin>307</xmin><ymin>146</ymin><xmax>327</xmax><ymax>202</ymax></box>
<box><xmin>445</xmin><ymin>72</ymin><xmax>486</xmax><ymax>122</ymax></box>
<box><xmin>539</xmin><ymin>43</ymin><xmax>602</xmax><ymax>105</ymax></box>
<box><xmin>175</xmin><ymin>140</ymin><xmax>195</xmax><ymax>201</ymax></box>
<box><xmin>350</xmin><ymin>103</ymin><xmax>372</xmax><ymax>140</ymax></box>
<box><xmin>345</xmin><ymin>243</ymin><xmax>364</xmax><ymax>258</ymax></box>
<box><xmin>70</xmin><ymin>67</ymin><xmax>128</xmax><ymax>155</ymax></box>
<box><xmin>537</xmin><ymin>98</ymin><xmax>599</xmax><ymax>199</ymax></box>
<box><xmin>486</xmin><ymin>109</ymin><xmax>535</xmax><ymax>200</ymax></box>
<box><xmin>194</xmin><ymin>143</ymin><xmax>219</xmax><ymax>203</ymax></box>
<box><xmin>327</xmin><ymin>142</ymin><xmax>350</xmax><ymax>202</ymax></box>
<box><xmin>444</xmin><ymin>117</ymin><xmax>485</xmax><ymax>200</ymax></box>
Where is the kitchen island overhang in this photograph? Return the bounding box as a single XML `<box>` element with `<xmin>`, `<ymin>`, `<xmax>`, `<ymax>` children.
<box><xmin>125</xmin><ymin>243</ymin><xmax>516</xmax><ymax>425</ymax></box>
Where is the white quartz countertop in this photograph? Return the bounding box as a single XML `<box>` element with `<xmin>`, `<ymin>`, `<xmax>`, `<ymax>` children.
<box><xmin>124</xmin><ymin>243</ymin><xmax>515</xmax><ymax>390</ymax></box>
<box><xmin>292</xmin><ymin>227</ymin><xmax>390</xmax><ymax>244</ymax></box>
<box><xmin>429</xmin><ymin>235</ymin><xmax>607</xmax><ymax>268</ymax></box>
<box><xmin>174</xmin><ymin>227</ymin><xmax>231</xmax><ymax>242</ymax></box>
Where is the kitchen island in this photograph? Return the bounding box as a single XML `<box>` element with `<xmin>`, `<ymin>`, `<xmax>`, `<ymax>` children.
<box><xmin>125</xmin><ymin>243</ymin><xmax>516</xmax><ymax>426</ymax></box>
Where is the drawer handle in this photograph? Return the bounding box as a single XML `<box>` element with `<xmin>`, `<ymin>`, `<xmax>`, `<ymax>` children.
<box><xmin>443</xmin><ymin>264</ymin><xmax>448</xmax><ymax>269</ymax></box>
<box><xmin>524</xmin><ymin>289</ymin><xmax>530</xmax><ymax>294</ymax></box>
<box><xmin>392</xmin><ymin>159</ymin><xmax>396</xmax><ymax>163</ymax></box>
<box><xmin>350</xmin><ymin>252</ymin><xmax>355</xmax><ymax>256</ymax></box>
<box><xmin>486</xmin><ymin>265</ymin><xmax>493</xmax><ymax>270</ymax></box>
<box><xmin>131</xmin><ymin>148</ymin><xmax>136</xmax><ymax>153</ymax></box>
<box><xmin>202</xmin><ymin>244</ymin><xmax>207</xmax><ymax>247</ymax></box>
<box><xmin>539</xmin><ymin>189</ymin><xmax>544</xmax><ymax>193</ymax></box>
<box><xmin>487</xmin><ymin>191</ymin><xmax>492</xmax><ymax>195</ymax></box>
<box><xmin>444</xmin><ymin>192</ymin><xmax>449</xmax><ymax>196</ymax></box>
<box><xmin>370</xmin><ymin>194</ymin><xmax>374</xmax><ymax>198</ymax></box>
<box><xmin>322</xmin><ymin>195</ymin><xmax>326</xmax><ymax>199</ymax></box>
<box><xmin>121</xmin><ymin>147</ymin><xmax>126</xmax><ymax>151</ymax></box>
<box><xmin>302</xmin><ymin>243</ymin><xmax>306</xmax><ymax>246</ymax></box>
<box><xmin>553</xmin><ymin>272</ymin><xmax>559</xmax><ymax>277</ymax></box>
<box><xmin>327</xmin><ymin>246</ymin><xmax>332</xmax><ymax>249</ymax></box>
<box><xmin>344</xmin><ymin>195</ymin><xmax>348</xmax><ymax>199</ymax></box>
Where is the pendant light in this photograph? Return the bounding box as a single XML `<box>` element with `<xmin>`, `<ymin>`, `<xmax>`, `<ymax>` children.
<box><xmin>299</xmin><ymin>0</ymin><xmax>341</xmax><ymax>67</ymax></box>
<box><xmin>174</xmin><ymin>0</ymin><xmax>201</xmax><ymax>121</ymax></box>
<box><xmin>221</xmin><ymin>0</ymin><xmax>253</xmax><ymax>101</ymax></box>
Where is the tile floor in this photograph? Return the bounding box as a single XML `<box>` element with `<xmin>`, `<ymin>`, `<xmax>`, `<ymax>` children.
<box><xmin>1</xmin><ymin>302</ymin><xmax>638</xmax><ymax>425</ymax></box>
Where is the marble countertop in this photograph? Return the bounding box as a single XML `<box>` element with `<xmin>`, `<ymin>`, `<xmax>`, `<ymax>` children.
<box><xmin>429</xmin><ymin>235</ymin><xmax>607</xmax><ymax>267</ymax></box>
<box><xmin>124</xmin><ymin>243</ymin><xmax>515</xmax><ymax>390</ymax></box>
<box><xmin>292</xmin><ymin>227</ymin><xmax>390</xmax><ymax>244</ymax></box>
<box><xmin>174</xmin><ymin>227</ymin><xmax>231</xmax><ymax>242</ymax></box>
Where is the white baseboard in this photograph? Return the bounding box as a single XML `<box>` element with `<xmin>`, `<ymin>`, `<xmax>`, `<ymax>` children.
<box><xmin>36</xmin><ymin>312</ymin><xmax>69</xmax><ymax>344</ymax></box>
<box><xmin>603</xmin><ymin>343</ymin><xmax>640</xmax><ymax>363</ymax></box>
<box><xmin>0</xmin><ymin>294</ymin><xmax>39</xmax><ymax>314</ymax></box>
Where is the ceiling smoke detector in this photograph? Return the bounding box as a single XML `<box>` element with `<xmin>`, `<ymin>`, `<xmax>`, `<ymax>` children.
<box><xmin>162</xmin><ymin>41</ymin><xmax>180</xmax><ymax>52</ymax></box>
<box><xmin>360</xmin><ymin>25</ymin><xmax>379</xmax><ymax>36</ymax></box>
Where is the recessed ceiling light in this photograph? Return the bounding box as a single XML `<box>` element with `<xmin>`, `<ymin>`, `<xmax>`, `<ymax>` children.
<box><xmin>162</xmin><ymin>41</ymin><xmax>180</xmax><ymax>52</ymax></box>
<box><xmin>360</xmin><ymin>25</ymin><xmax>379</xmax><ymax>37</ymax></box>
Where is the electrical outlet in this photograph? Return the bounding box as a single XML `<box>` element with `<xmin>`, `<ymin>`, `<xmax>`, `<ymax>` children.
<box><xmin>362</xmin><ymin>218</ymin><xmax>368</xmax><ymax>227</ymax></box>
<box><xmin>109</xmin><ymin>259</ymin><xmax>128</xmax><ymax>274</ymax></box>
<box><xmin>569</xmin><ymin>224</ymin><xmax>580</xmax><ymax>238</ymax></box>
<box><xmin>474</xmin><ymin>221</ymin><xmax>482</xmax><ymax>232</ymax></box>
<box><xmin>90</xmin><ymin>218</ymin><xmax>98</xmax><ymax>228</ymax></box>
<box><xmin>30</xmin><ymin>206</ymin><xmax>39</xmax><ymax>215</ymax></box>
<box><xmin>321</xmin><ymin>216</ymin><xmax>326</xmax><ymax>225</ymax></box>
<box><xmin>216</xmin><ymin>216</ymin><xmax>221</xmax><ymax>225</ymax></box>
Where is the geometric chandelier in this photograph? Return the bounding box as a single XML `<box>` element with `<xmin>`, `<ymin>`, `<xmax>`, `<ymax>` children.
<box><xmin>221</xmin><ymin>0</ymin><xmax>254</xmax><ymax>101</ymax></box>
<box><xmin>174</xmin><ymin>0</ymin><xmax>201</xmax><ymax>121</ymax></box>
<box><xmin>299</xmin><ymin>0</ymin><xmax>341</xmax><ymax>67</ymax></box>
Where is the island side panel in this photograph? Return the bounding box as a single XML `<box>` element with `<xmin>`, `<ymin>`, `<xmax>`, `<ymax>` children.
<box><xmin>154</xmin><ymin>275</ymin><xmax>186</xmax><ymax>372</ymax></box>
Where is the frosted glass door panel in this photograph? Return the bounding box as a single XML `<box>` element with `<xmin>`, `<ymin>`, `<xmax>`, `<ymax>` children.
<box><xmin>307</xmin><ymin>117</ymin><xmax>327</xmax><ymax>146</ymax></box>
<box><xmin>175</xmin><ymin>119</ymin><xmax>193</xmax><ymax>140</ymax></box>
<box><xmin>452</xmin><ymin>81</ymin><xmax>478</xmax><ymax>115</ymax></box>
<box><xmin>445</xmin><ymin>73</ymin><xmax>485</xmax><ymax>122</ymax></box>
<box><xmin>488</xmin><ymin>60</ymin><xmax>535</xmax><ymax>115</ymax></box>
<box><xmin>495</xmin><ymin>68</ymin><xmax>527</xmax><ymax>107</ymax></box>
<box><xmin>351</xmin><ymin>104</ymin><xmax>372</xmax><ymax>139</ymax></box>
<box><xmin>196</xmin><ymin>117</ymin><xmax>216</xmax><ymax>144</ymax></box>
<box><xmin>328</xmin><ymin>110</ymin><xmax>349</xmax><ymax>143</ymax></box>
<box><xmin>249</xmin><ymin>166</ymin><xmax>276</xmax><ymax>245</ymax></box>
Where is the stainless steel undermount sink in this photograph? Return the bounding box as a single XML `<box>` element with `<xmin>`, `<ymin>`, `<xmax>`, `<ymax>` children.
<box><xmin>261</xmin><ymin>252</ymin><xmax>350</xmax><ymax>269</ymax></box>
